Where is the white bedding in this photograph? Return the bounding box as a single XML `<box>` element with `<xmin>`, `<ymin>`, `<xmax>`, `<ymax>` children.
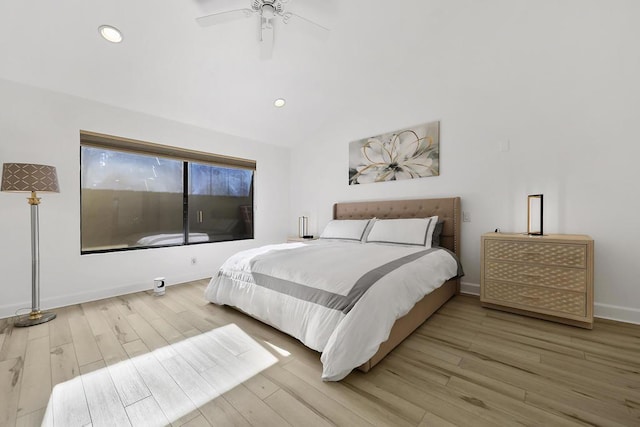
<box><xmin>204</xmin><ymin>240</ymin><xmax>460</xmax><ymax>380</ymax></box>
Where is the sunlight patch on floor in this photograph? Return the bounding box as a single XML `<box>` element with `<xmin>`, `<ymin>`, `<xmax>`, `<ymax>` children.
<box><xmin>264</xmin><ymin>340</ymin><xmax>292</xmax><ymax>357</ymax></box>
<box><xmin>42</xmin><ymin>324</ymin><xmax>278</xmax><ymax>426</ymax></box>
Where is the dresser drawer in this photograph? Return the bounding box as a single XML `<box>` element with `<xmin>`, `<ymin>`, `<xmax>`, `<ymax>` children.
<box><xmin>485</xmin><ymin>261</ymin><xmax>586</xmax><ymax>292</ymax></box>
<box><xmin>484</xmin><ymin>281</ymin><xmax>586</xmax><ymax>317</ymax></box>
<box><xmin>485</xmin><ymin>240</ymin><xmax>586</xmax><ymax>268</ymax></box>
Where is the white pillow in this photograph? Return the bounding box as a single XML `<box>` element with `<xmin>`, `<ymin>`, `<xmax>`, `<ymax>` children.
<box><xmin>366</xmin><ymin>216</ymin><xmax>439</xmax><ymax>247</ymax></box>
<box><xmin>320</xmin><ymin>219</ymin><xmax>372</xmax><ymax>241</ymax></box>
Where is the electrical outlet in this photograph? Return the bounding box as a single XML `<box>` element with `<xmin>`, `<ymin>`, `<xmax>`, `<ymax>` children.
<box><xmin>463</xmin><ymin>211</ymin><xmax>471</xmax><ymax>222</ymax></box>
<box><xmin>191</xmin><ymin>257</ymin><xmax>197</xmax><ymax>265</ymax></box>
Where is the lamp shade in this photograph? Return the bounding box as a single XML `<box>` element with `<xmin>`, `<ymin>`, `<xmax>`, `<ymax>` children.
<box><xmin>1</xmin><ymin>163</ymin><xmax>60</xmax><ymax>193</ymax></box>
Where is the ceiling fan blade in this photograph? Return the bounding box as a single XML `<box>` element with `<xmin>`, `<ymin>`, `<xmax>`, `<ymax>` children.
<box><xmin>259</xmin><ymin>17</ymin><xmax>275</xmax><ymax>60</ymax></box>
<box><xmin>196</xmin><ymin>9</ymin><xmax>253</xmax><ymax>27</ymax></box>
<box><xmin>282</xmin><ymin>12</ymin><xmax>330</xmax><ymax>38</ymax></box>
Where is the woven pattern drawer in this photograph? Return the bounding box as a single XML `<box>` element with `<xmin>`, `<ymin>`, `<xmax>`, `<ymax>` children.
<box><xmin>485</xmin><ymin>240</ymin><xmax>586</xmax><ymax>268</ymax></box>
<box><xmin>485</xmin><ymin>261</ymin><xmax>586</xmax><ymax>292</ymax></box>
<box><xmin>484</xmin><ymin>281</ymin><xmax>586</xmax><ymax>316</ymax></box>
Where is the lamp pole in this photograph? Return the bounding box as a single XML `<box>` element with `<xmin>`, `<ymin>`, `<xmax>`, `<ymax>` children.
<box><xmin>15</xmin><ymin>191</ymin><xmax>56</xmax><ymax>327</ymax></box>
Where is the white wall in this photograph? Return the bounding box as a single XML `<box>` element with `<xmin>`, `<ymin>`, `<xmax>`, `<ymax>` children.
<box><xmin>289</xmin><ymin>1</ymin><xmax>640</xmax><ymax>324</ymax></box>
<box><xmin>0</xmin><ymin>78</ymin><xmax>290</xmax><ymax>318</ymax></box>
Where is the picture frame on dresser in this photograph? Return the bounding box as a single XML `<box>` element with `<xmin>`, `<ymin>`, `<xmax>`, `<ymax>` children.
<box><xmin>480</xmin><ymin>232</ymin><xmax>594</xmax><ymax>329</ymax></box>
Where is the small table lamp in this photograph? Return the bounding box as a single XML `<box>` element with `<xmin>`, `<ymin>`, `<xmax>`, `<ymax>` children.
<box><xmin>1</xmin><ymin>163</ymin><xmax>60</xmax><ymax>327</ymax></box>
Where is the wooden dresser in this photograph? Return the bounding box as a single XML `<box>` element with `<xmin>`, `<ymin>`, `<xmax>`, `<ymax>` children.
<box><xmin>481</xmin><ymin>232</ymin><xmax>594</xmax><ymax>329</ymax></box>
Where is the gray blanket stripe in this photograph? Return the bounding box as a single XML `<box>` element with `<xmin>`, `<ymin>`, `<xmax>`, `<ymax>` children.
<box><xmin>341</xmin><ymin>247</ymin><xmax>439</xmax><ymax>313</ymax></box>
<box><xmin>247</xmin><ymin>247</ymin><xmax>444</xmax><ymax>314</ymax></box>
<box><xmin>249</xmin><ymin>273</ymin><xmax>347</xmax><ymax>310</ymax></box>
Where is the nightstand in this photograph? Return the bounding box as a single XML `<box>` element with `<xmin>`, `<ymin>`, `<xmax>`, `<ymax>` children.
<box><xmin>480</xmin><ymin>232</ymin><xmax>594</xmax><ymax>329</ymax></box>
<box><xmin>286</xmin><ymin>236</ymin><xmax>318</xmax><ymax>243</ymax></box>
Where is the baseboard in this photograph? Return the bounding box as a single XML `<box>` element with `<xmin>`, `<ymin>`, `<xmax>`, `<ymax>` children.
<box><xmin>0</xmin><ymin>273</ymin><xmax>211</xmax><ymax>320</ymax></box>
<box><xmin>594</xmin><ymin>302</ymin><xmax>640</xmax><ymax>325</ymax></box>
<box><xmin>460</xmin><ymin>281</ymin><xmax>480</xmax><ymax>296</ymax></box>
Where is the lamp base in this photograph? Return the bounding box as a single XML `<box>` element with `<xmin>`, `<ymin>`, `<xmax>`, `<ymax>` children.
<box><xmin>14</xmin><ymin>310</ymin><xmax>57</xmax><ymax>327</ymax></box>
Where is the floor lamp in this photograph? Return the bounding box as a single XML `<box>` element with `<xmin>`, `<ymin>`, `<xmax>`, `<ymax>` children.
<box><xmin>1</xmin><ymin>163</ymin><xmax>60</xmax><ymax>327</ymax></box>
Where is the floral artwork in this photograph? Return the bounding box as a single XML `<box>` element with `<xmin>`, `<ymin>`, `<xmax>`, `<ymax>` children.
<box><xmin>348</xmin><ymin>121</ymin><xmax>440</xmax><ymax>185</ymax></box>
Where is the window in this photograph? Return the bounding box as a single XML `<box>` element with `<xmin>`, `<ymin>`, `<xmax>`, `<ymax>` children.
<box><xmin>80</xmin><ymin>131</ymin><xmax>255</xmax><ymax>253</ymax></box>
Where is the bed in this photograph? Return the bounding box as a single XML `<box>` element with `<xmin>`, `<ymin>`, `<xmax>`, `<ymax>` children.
<box><xmin>205</xmin><ymin>197</ymin><xmax>462</xmax><ymax>380</ymax></box>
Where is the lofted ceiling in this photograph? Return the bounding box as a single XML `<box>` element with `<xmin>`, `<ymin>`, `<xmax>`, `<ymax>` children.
<box><xmin>0</xmin><ymin>0</ymin><xmax>470</xmax><ymax>147</ymax></box>
<box><xmin>2</xmin><ymin>1</ymin><xmax>606</xmax><ymax>147</ymax></box>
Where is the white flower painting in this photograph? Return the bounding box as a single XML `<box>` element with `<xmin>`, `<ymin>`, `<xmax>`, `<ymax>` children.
<box><xmin>348</xmin><ymin>121</ymin><xmax>440</xmax><ymax>185</ymax></box>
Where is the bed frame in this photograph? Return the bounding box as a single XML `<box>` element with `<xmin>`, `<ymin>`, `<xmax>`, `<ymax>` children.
<box><xmin>333</xmin><ymin>197</ymin><xmax>461</xmax><ymax>372</ymax></box>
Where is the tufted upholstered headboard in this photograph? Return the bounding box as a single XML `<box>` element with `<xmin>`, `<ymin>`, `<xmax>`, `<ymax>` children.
<box><xmin>333</xmin><ymin>197</ymin><xmax>461</xmax><ymax>259</ymax></box>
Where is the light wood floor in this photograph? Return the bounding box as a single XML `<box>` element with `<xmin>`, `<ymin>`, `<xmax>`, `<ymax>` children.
<box><xmin>1</xmin><ymin>280</ymin><xmax>639</xmax><ymax>426</ymax></box>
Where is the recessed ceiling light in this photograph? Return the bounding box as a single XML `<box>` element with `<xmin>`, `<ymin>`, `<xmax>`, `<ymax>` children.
<box><xmin>274</xmin><ymin>98</ymin><xmax>286</xmax><ymax>108</ymax></box>
<box><xmin>99</xmin><ymin>25</ymin><xmax>123</xmax><ymax>43</ymax></box>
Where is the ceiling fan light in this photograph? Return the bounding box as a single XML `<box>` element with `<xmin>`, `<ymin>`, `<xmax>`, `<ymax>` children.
<box><xmin>274</xmin><ymin>98</ymin><xmax>286</xmax><ymax>107</ymax></box>
<box><xmin>262</xmin><ymin>4</ymin><xmax>276</xmax><ymax>18</ymax></box>
<box><xmin>99</xmin><ymin>25</ymin><xmax>123</xmax><ymax>43</ymax></box>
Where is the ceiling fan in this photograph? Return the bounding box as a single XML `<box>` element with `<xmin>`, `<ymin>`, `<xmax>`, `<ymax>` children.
<box><xmin>196</xmin><ymin>0</ymin><xmax>329</xmax><ymax>59</ymax></box>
